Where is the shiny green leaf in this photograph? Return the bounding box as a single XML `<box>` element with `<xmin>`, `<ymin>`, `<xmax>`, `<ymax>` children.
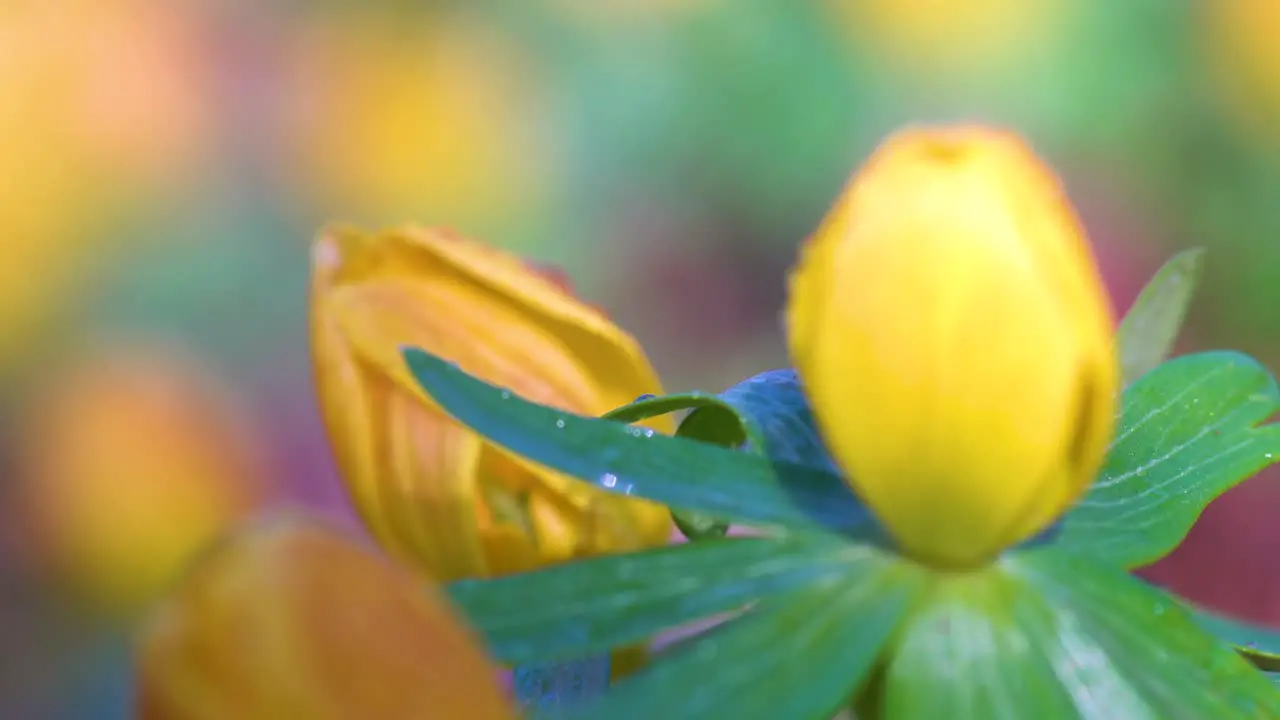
<box><xmin>403</xmin><ymin>348</ymin><xmax>873</xmax><ymax>534</ymax></box>
<box><xmin>601</xmin><ymin>393</ymin><xmax>755</xmax><ymax>447</ymax></box>
<box><xmin>449</xmin><ymin>533</ymin><xmax>866</xmax><ymax>665</ymax></box>
<box><xmin>601</xmin><ymin>392</ymin><xmax>757</xmax><ymax>540</ymax></box>
<box><xmin>1059</xmin><ymin>352</ymin><xmax>1280</xmax><ymax>567</ymax></box>
<box><xmin>1117</xmin><ymin>248</ymin><xmax>1205</xmax><ymax>387</ymax></box>
<box><xmin>880</xmin><ymin>550</ymin><xmax>1280</xmax><ymax>718</ymax></box>
<box><xmin>679</xmin><ymin>369</ymin><xmax>841</xmax><ymax>476</ymax></box>
<box><xmin>557</xmin><ymin>558</ymin><xmax>923</xmax><ymax>720</ymax></box>
<box><xmin>1005</xmin><ymin>549</ymin><xmax>1280</xmax><ymax>717</ymax></box>
<box><xmin>606</xmin><ymin>371</ymin><xmax>854</xmax><ymax>541</ymax></box>
<box><xmin>883</xmin><ymin>569</ymin><xmax>1078</xmax><ymax>718</ymax></box>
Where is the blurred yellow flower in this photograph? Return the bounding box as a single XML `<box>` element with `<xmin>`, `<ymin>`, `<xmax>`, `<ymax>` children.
<box><xmin>16</xmin><ymin>347</ymin><xmax>268</xmax><ymax>616</ymax></box>
<box><xmin>1203</xmin><ymin>0</ymin><xmax>1280</xmax><ymax>144</ymax></box>
<box><xmin>826</xmin><ymin>0</ymin><xmax>1067</xmax><ymax>80</ymax></box>
<box><xmin>0</xmin><ymin>0</ymin><xmax>216</xmax><ymax>371</ymax></box>
<box><xmin>311</xmin><ymin>226</ymin><xmax>674</xmax><ymax>584</ymax></box>
<box><xmin>137</xmin><ymin>513</ymin><xmax>516</xmax><ymax>720</ymax></box>
<box><xmin>549</xmin><ymin>0</ymin><xmax>718</xmax><ymax>27</ymax></box>
<box><xmin>787</xmin><ymin>127</ymin><xmax>1118</xmax><ymax>568</ymax></box>
<box><xmin>285</xmin><ymin>12</ymin><xmax>548</xmax><ymax>232</ymax></box>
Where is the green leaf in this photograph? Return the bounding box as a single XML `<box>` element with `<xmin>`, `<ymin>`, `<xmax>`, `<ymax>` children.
<box><xmin>1058</xmin><ymin>351</ymin><xmax>1280</xmax><ymax>568</ymax></box>
<box><xmin>403</xmin><ymin>348</ymin><xmax>874</xmax><ymax>534</ymax></box>
<box><xmin>448</xmin><ymin>533</ymin><xmax>868</xmax><ymax>665</ymax></box>
<box><xmin>603</xmin><ymin>371</ymin><xmax>854</xmax><ymax>541</ymax></box>
<box><xmin>679</xmin><ymin>369</ymin><xmax>841</xmax><ymax>476</ymax></box>
<box><xmin>883</xmin><ymin>569</ymin><xmax>1079</xmax><ymax>718</ymax></box>
<box><xmin>1003</xmin><ymin>549</ymin><xmax>1280</xmax><ymax>718</ymax></box>
<box><xmin>1116</xmin><ymin>248</ymin><xmax>1205</xmax><ymax>387</ymax></box>
<box><xmin>557</xmin><ymin>559</ymin><xmax>923</xmax><ymax>720</ymax></box>
<box><xmin>880</xmin><ymin>550</ymin><xmax>1280</xmax><ymax>718</ymax></box>
<box><xmin>601</xmin><ymin>393</ymin><xmax>756</xmax><ymax>540</ymax></box>
<box><xmin>600</xmin><ymin>393</ymin><xmax>748</xmax><ymax>440</ymax></box>
<box><xmin>1187</xmin><ymin>602</ymin><xmax>1280</xmax><ymax>672</ymax></box>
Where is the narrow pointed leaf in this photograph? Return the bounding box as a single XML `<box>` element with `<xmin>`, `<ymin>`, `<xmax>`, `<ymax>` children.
<box><xmin>558</xmin><ymin>562</ymin><xmax>923</xmax><ymax>720</ymax></box>
<box><xmin>602</xmin><ymin>392</ymin><xmax>766</xmax><ymax>452</ymax></box>
<box><xmin>403</xmin><ymin>348</ymin><xmax>872</xmax><ymax>534</ymax></box>
<box><xmin>603</xmin><ymin>371</ymin><xmax>860</xmax><ymax>541</ymax></box>
<box><xmin>601</xmin><ymin>393</ymin><xmax>758</xmax><ymax>540</ymax></box>
<box><xmin>449</xmin><ymin>532</ymin><xmax>871</xmax><ymax>664</ymax></box>
<box><xmin>1116</xmin><ymin>248</ymin><xmax>1205</xmax><ymax>386</ymax></box>
<box><xmin>1187</xmin><ymin>602</ymin><xmax>1280</xmax><ymax>671</ymax></box>
<box><xmin>1059</xmin><ymin>352</ymin><xmax>1280</xmax><ymax>568</ymax></box>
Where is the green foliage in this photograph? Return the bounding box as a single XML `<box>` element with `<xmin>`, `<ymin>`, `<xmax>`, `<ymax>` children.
<box><xmin>448</xmin><ymin>533</ymin><xmax>870</xmax><ymax>665</ymax></box>
<box><xmin>406</xmin><ymin>342</ymin><xmax>1280</xmax><ymax>718</ymax></box>
<box><xmin>1189</xmin><ymin>603</ymin><xmax>1280</xmax><ymax>672</ymax></box>
<box><xmin>1116</xmin><ymin>247</ymin><xmax>1205</xmax><ymax>387</ymax></box>
<box><xmin>601</xmin><ymin>370</ymin><xmax>847</xmax><ymax>541</ymax></box>
<box><xmin>404</xmin><ymin>351</ymin><xmax>873</xmax><ymax>536</ymax></box>
<box><xmin>558</xmin><ymin>552</ymin><xmax>922</xmax><ymax>720</ymax></box>
<box><xmin>1058</xmin><ymin>351</ymin><xmax>1280</xmax><ymax>568</ymax></box>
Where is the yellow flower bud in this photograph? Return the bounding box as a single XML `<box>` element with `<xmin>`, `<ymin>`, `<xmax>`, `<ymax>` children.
<box><xmin>310</xmin><ymin>226</ymin><xmax>674</xmax><ymax>583</ymax></box>
<box><xmin>787</xmin><ymin>126</ymin><xmax>1118</xmax><ymax>568</ymax></box>
<box><xmin>136</xmin><ymin>513</ymin><xmax>515</xmax><ymax>720</ymax></box>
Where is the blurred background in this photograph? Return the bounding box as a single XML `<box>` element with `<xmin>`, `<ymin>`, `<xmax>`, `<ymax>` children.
<box><xmin>4</xmin><ymin>0</ymin><xmax>1280</xmax><ymax>716</ymax></box>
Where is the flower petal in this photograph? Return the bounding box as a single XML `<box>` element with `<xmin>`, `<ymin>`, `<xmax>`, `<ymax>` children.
<box><xmin>136</xmin><ymin>512</ymin><xmax>516</xmax><ymax>720</ymax></box>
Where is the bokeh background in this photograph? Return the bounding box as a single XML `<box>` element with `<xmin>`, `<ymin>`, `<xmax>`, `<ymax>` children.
<box><xmin>5</xmin><ymin>0</ymin><xmax>1280</xmax><ymax>716</ymax></box>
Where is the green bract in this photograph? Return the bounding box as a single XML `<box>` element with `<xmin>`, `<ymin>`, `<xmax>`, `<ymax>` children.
<box><xmin>403</xmin><ymin>251</ymin><xmax>1280</xmax><ymax>719</ymax></box>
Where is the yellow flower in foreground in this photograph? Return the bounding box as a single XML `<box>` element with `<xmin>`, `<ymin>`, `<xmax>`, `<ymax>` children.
<box><xmin>311</xmin><ymin>226</ymin><xmax>674</xmax><ymax>583</ymax></box>
<box><xmin>136</xmin><ymin>513</ymin><xmax>515</xmax><ymax>720</ymax></box>
<box><xmin>787</xmin><ymin>127</ymin><xmax>1118</xmax><ymax>568</ymax></box>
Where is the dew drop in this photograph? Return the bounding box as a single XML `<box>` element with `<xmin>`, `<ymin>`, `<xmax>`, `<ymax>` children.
<box><xmin>1266</xmin><ymin>453</ymin><xmax>1274</xmax><ymax>460</ymax></box>
<box><xmin>555</xmin><ymin>418</ymin><xmax>566</xmax><ymax>429</ymax></box>
<box><xmin>500</xmin><ymin>390</ymin><xmax>512</xmax><ymax>400</ymax></box>
<box><xmin>601</xmin><ymin>473</ymin><xmax>618</xmax><ymax>489</ymax></box>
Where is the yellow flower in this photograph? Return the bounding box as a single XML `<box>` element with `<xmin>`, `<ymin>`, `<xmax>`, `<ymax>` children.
<box><xmin>16</xmin><ymin>347</ymin><xmax>267</xmax><ymax>616</ymax></box>
<box><xmin>1202</xmin><ymin>0</ymin><xmax>1280</xmax><ymax>144</ymax></box>
<box><xmin>826</xmin><ymin>0</ymin><xmax>1067</xmax><ymax>80</ymax></box>
<box><xmin>787</xmin><ymin>126</ymin><xmax>1118</xmax><ymax>568</ymax></box>
<box><xmin>284</xmin><ymin>11</ymin><xmax>548</xmax><ymax>234</ymax></box>
<box><xmin>311</xmin><ymin>225</ymin><xmax>674</xmax><ymax>583</ymax></box>
<box><xmin>549</xmin><ymin>0</ymin><xmax>719</xmax><ymax>28</ymax></box>
<box><xmin>136</xmin><ymin>513</ymin><xmax>516</xmax><ymax>720</ymax></box>
<box><xmin>0</xmin><ymin>1</ymin><xmax>216</xmax><ymax>373</ymax></box>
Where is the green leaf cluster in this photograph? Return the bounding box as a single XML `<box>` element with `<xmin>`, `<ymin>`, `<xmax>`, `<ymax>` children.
<box><xmin>408</xmin><ymin>249</ymin><xmax>1280</xmax><ymax>718</ymax></box>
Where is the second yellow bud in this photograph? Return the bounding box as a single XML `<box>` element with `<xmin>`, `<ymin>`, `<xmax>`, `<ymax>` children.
<box><xmin>787</xmin><ymin>127</ymin><xmax>1118</xmax><ymax>568</ymax></box>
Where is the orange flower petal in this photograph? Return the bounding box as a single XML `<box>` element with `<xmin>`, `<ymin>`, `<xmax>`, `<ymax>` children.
<box><xmin>136</xmin><ymin>512</ymin><xmax>516</xmax><ymax>720</ymax></box>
